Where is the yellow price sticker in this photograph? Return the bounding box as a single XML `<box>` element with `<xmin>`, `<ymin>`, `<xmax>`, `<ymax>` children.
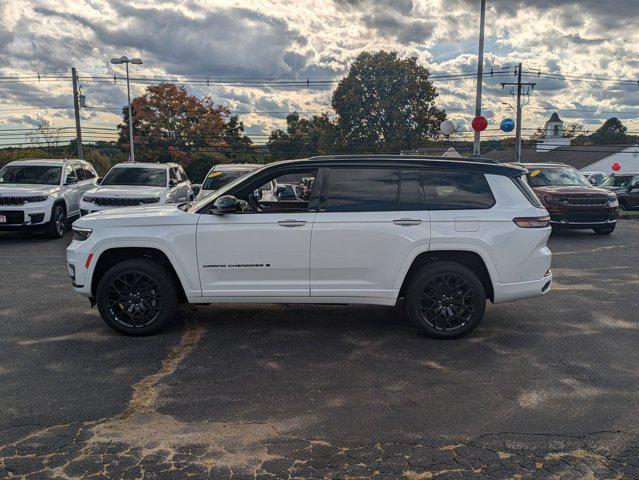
<box><xmin>530</xmin><ymin>169</ymin><xmax>541</xmax><ymax>177</ymax></box>
<box><xmin>208</xmin><ymin>171</ymin><xmax>223</xmax><ymax>178</ymax></box>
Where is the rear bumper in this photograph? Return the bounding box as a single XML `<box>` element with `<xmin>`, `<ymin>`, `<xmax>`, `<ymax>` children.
<box><xmin>492</xmin><ymin>273</ymin><xmax>552</xmax><ymax>304</ymax></box>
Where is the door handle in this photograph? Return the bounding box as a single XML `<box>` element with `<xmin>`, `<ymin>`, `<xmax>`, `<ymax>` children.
<box><xmin>278</xmin><ymin>219</ymin><xmax>307</xmax><ymax>227</ymax></box>
<box><xmin>393</xmin><ymin>218</ymin><xmax>422</xmax><ymax>226</ymax></box>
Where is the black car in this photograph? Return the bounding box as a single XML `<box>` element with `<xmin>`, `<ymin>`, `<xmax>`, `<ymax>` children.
<box><xmin>600</xmin><ymin>173</ymin><xmax>639</xmax><ymax>211</ymax></box>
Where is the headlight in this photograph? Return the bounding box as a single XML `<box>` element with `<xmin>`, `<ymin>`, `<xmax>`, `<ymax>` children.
<box><xmin>82</xmin><ymin>196</ymin><xmax>94</xmax><ymax>203</ymax></box>
<box><xmin>543</xmin><ymin>195</ymin><xmax>559</xmax><ymax>203</ymax></box>
<box><xmin>72</xmin><ymin>227</ymin><xmax>93</xmax><ymax>241</ymax></box>
<box><xmin>608</xmin><ymin>194</ymin><xmax>619</xmax><ymax>207</ymax></box>
<box><xmin>24</xmin><ymin>196</ymin><xmax>48</xmax><ymax>203</ymax></box>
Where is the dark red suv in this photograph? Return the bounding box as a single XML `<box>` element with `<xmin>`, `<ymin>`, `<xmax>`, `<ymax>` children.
<box><xmin>519</xmin><ymin>163</ymin><xmax>619</xmax><ymax>234</ymax></box>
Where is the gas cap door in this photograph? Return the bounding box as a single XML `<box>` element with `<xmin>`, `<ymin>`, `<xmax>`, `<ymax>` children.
<box><xmin>454</xmin><ymin>216</ymin><xmax>479</xmax><ymax>232</ymax></box>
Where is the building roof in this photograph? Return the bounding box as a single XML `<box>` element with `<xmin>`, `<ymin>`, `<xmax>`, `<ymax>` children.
<box><xmin>547</xmin><ymin>112</ymin><xmax>563</xmax><ymax>123</ymax></box>
<box><xmin>483</xmin><ymin>145</ymin><xmax>628</xmax><ymax>170</ymax></box>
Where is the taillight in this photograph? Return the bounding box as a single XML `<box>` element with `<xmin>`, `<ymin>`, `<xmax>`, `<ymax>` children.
<box><xmin>513</xmin><ymin>216</ymin><xmax>550</xmax><ymax>228</ymax></box>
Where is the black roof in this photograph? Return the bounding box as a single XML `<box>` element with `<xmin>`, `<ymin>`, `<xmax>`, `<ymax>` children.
<box><xmin>483</xmin><ymin>145</ymin><xmax>628</xmax><ymax>170</ymax></box>
<box><xmin>266</xmin><ymin>155</ymin><xmax>526</xmax><ymax>177</ymax></box>
<box><xmin>547</xmin><ymin>112</ymin><xmax>563</xmax><ymax>123</ymax></box>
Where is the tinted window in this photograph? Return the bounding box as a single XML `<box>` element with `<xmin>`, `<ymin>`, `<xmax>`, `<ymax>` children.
<box><xmin>421</xmin><ymin>170</ymin><xmax>495</xmax><ymax>210</ymax></box>
<box><xmin>602</xmin><ymin>175</ymin><xmax>634</xmax><ymax>188</ymax></box>
<box><xmin>101</xmin><ymin>167</ymin><xmax>167</xmax><ymax>187</ymax></box>
<box><xmin>0</xmin><ymin>165</ymin><xmax>62</xmax><ymax>185</ymax></box>
<box><xmin>324</xmin><ymin>168</ymin><xmax>399</xmax><ymax>212</ymax></box>
<box><xmin>74</xmin><ymin>165</ymin><xmax>86</xmax><ymax>181</ymax></box>
<box><xmin>400</xmin><ymin>169</ymin><xmax>423</xmax><ymax>210</ymax></box>
<box><xmin>83</xmin><ymin>166</ymin><xmax>96</xmax><ymax>179</ymax></box>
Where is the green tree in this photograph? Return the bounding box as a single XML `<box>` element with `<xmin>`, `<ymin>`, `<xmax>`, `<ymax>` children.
<box><xmin>332</xmin><ymin>51</ymin><xmax>446</xmax><ymax>153</ymax></box>
<box><xmin>267</xmin><ymin>112</ymin><xmax>338</xmax><ymax>159</ymax></box>
<box><xmin>589</xmin><ymin>117</ymin><xmax>628</xmax><ymax>144</ymax></box>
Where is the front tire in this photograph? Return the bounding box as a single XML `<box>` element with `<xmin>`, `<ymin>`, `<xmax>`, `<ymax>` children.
<box><xmin>96</xmin><ymin>259</ymin><xmax>177</xmax><ymax>336</ymax></box>
<box><xmin>405</xmin><ymin>262</ymin><xmax>486</xmax><ymax>339</ymax></box>
<box><xmin>45</xmin><ymin>204</ymin><xmax>66</xmax><ymax>238</ymax></box>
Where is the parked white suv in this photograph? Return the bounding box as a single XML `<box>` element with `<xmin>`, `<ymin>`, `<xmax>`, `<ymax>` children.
<box><xmin>80</xmin><ymin>162</ymin><xmax>191</xmax><ymax>215</ymax></box>
<box><xmin>0</xmin><ymin>158</ymin><xmax>97</xmax><ymax>238</ymax></box>
<box><xmin>67</xmin><ymin>155</ymin><xmax>552</xmax><ymax>338</ymax></box>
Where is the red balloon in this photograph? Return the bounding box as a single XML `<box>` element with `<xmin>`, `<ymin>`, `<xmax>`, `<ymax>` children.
<box><xmin>612</xmin><ymin>162</ymin><xmax>621</xmax><ymax>171</ymax></box>
<box><xmin>472</xmin><ymin>115</ymin><xmax>488</xmax><ymax>132</ymax></box>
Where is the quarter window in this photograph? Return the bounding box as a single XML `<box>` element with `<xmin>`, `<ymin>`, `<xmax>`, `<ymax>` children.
<box><xmin>323</xmin><ymin>168</ymin><xmax>400</xmax><ymax>212</ymax></box>
<box><xmin>421</xmin><ymin>170</ymin><xmax>495</xmax><ymax>210</ymax></box>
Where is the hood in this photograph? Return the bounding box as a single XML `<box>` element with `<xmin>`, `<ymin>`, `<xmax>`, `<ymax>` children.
<box><xmin>599</xmin><ymin>185</ymin><xmax>626</xmax><ymax>194</ymax></box>
<box><xmin>74</xmin><ymin>204</ymin><xmax>197</xmax><ymax>229</ymax></box>
<box><xmin>532</xmin><ymin>185</ymin><xmax>610</xmax><ymax>196</ymax></box>
<box><xmin>0</xmin><ymin>184</ymin><xmax>60</xmax><ymax>196</ymax></box>
<box><xmin>85</xmin><ymin>185</ymin><xmax>166</xmax><ymax>198</ymax></box>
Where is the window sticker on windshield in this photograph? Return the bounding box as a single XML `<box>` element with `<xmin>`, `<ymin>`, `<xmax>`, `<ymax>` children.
<box><xmin>208</xmin><ymin>171</ymin><xmax>223</xmax><ymax>178</ymax></box>
<box><xmin>530</xmin><ymin>169</ymin><xmax>541</xmax><ymax>177</ymax></box>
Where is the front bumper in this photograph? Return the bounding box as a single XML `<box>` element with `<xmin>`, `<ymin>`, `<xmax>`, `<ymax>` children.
<box><xmin>66</xmin><ymin>236</ymin><xmax>98</xmax><ymax>296</ymax></box>
<box><xmin>0</xmin><ymin>203</ymin><xmax>52</xmax><ymax>230</ymax></box>
<box><xmin>547</xmin><ymin>206</ymin><xmax>618</xmax><ymax>228</ymax></box>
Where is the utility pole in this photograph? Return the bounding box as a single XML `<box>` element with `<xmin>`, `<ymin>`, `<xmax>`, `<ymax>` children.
<box><xmin>473</xmin><ymin>0</ymin><xmax>486</xmax><ymax>156</ymax></box>
<box><xmin>501</xmin><ymin>62</ymin><xmax>535</xmax><ymax>162</ymax></box>
<box><xmin>71</xmin><ymin>67</ymin><xmax>83</xmax><ymax>159</ymax></box>
<box><xmin>111</xmin><ymin>56</ymin><xmax>143</xmax><ymax>162</ymax></box>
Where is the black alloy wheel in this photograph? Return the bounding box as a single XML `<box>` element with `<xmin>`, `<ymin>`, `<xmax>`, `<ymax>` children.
<box><xmin>405</xmin><ymin>261</ymin><xmax>486</xmax><ymax>339</ymax></box>
<box><xmin>96</xmin><ymin>259</ymin><xmax>177</xmax><ymax>335</ymax></box>
<box><xmin>106</xmin><ymin>272</ymin><xmax>163</xmax><ymax>328</ymax></box>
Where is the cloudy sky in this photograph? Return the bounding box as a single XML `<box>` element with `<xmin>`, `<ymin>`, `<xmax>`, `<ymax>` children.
<box><xmin>1</xmin><ymin>0</ymin><xmax>638</xmax><ymax>145</ymax></box>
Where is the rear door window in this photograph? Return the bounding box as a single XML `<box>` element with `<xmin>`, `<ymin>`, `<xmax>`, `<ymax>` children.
<box><xmin>323</xmin><ymin>168</ymin><xmax>400</xmax><ymax>212</ymax></box>
<box><xmin>420</xmin><ymin>169</ymin><xmax>495</xmax><ymax>210</ymax></box>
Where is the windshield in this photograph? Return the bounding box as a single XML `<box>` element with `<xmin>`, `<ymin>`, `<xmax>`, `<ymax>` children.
<box><xmin>186</xmin><ymin>165</ymin><xmax>265</xmax><ymax>211</ymax></box>
<box><xmin>0</xmin><ymin>165</ymin><xmax>62</xmax><ymax>185</ymax></box>
<box><xmin>526</xmin><ymin>167</ymin><xmax>591</xmax><ymax>188</ymax></box>
<box><xmin>202</xmin><ymin>169</ymin><xmax>254</xmax><ymax>191</ymax></box>
<box><xmin>101</xmin><ymin>167</ymin><xmax>167</xmax><ymax>187</ymax></box>
<box><xmin>601</xmin><ymin>175</ymin><xmax>635</xmax><ymax>188</ymax></box>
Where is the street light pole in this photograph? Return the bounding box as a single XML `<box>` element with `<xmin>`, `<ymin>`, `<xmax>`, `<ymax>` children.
<box><xmin>473</xmin><ymin>0</ymin><xmax>486</xmax><ymax>156</ymax></box>
<box><xmin>125</xmin><ymin>61</ymin><xmax>134</xmax><ymax>162</ymax></box>
<box><xmin>111</xmin><ymin>56</ymin><xmax>143</xmax><ymax>162</ymax></box>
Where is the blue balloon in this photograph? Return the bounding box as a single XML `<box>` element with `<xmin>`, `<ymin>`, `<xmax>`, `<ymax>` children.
<box><xmin>500</xmin><ymin>118</ymin><xmax>515</xmax><ymax>132</ymax></box>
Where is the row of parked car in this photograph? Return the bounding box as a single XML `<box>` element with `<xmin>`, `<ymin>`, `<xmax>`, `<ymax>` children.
<box><xmin>0</xmin><ymin>157</ymin><xmax>635</xmax><ymax>239</ymax></box>
<box><xmin>0</xmin><ymin>159</ymin><xmax>310</xmax><ymax>238</ymax></box>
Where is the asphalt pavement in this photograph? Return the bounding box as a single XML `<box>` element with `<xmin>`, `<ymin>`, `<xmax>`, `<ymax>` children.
<box><xmin>1</xmin><ymin>222</ymin><xmax>638</xmax><ymax>479</ymax></box>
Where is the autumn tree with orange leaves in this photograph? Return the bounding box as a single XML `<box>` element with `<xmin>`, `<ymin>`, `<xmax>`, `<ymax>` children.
<box><xmin>117</xmin><ymin>83</ymin><xmax>255</xmax><ymax>179</ymax></box>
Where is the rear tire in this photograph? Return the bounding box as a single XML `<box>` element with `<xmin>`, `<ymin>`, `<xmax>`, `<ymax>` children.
<box><xmin>96</xmin><ymin>259</ymin><xmax>177</xmax><ymax>336</ymax></box>
<box><xmin>405</xmin><ymin>261</ymin><xmax>486</xmax><ymax>339</ymax></box>
<box><xmin>593</xmin><ymin>225</ymin><xmax>616</xmax><ymax>235</ymax></box>
<box><xmin>45</xmin><ymin>204</ymin><xmax>66</xmax><ymax>238</ymax></box>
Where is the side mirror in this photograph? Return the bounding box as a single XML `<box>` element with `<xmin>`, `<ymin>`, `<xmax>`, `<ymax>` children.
<box><xmin>191</xmin><ymin>184</ymin><xmax>201</xmax><ymax>197</ymax></box>
<box><xmin>65</xmin><ymin>176</ymin><xmax>78</xmax><ymax>185</ymax></box>
<box><xmin>169</xmin><ymin>179</ymin><xmax>178</xmax><ymax>188</ymax></box>
<box><xmin>212</xmin><ymin>195</ymin><xmax>239</xmax><ymax>215</ymax></box>
<box><xmin>97</xmin><ymin>177</ymin><xmax>104</xmax><ymax>185</ymax></box>
<box><xmin>253</xmin><ymin>188</ymin><xmax>263</xmax><ymax>200</ymax></box>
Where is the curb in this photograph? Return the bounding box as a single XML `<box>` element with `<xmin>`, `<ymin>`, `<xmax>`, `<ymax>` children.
<box><xmin>620</xmin><ymin>213</ymin><xmax>639</xmax><ymax>220</ymax></box>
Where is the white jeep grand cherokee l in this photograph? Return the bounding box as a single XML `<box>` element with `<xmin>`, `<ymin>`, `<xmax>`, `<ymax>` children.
<box><xmin>67</xmin><ymin>155</ymin><xmax>552</xmax><ymax>339</ymax></box>
<box><xmin>80</xmin><ymin>162</ymin><xmax>192</xmax><ymax>215</ymax></box>
<box><xmin>0</xmin><ymin>158</ymin><xmax>97</xmax><ymax>238</ymax></box>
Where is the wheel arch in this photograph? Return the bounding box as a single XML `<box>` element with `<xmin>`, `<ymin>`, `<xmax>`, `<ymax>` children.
<box><xmin>396</xmin><ymin>247</ymin><xmax>496</xmax><ymax>302</ymax></box>
<box><xmin>90</xmin><ymin>246</ymin><xmax>188</xmax><ymax>301</ymax></box>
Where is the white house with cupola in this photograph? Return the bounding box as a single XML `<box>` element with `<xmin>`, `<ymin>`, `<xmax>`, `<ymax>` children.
<box><xmin>536</xmin><ymin>112</ymin><xmax>571</xmax><ymax>152</ymax></box>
